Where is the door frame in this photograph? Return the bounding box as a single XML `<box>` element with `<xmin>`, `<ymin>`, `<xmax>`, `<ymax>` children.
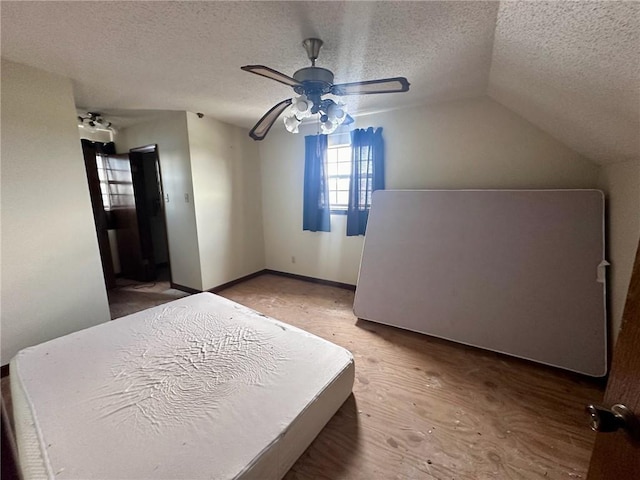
<box><xmin>129</xmin><ymin>144</ymin><xmax>173</xmax><ymax>285</ymax></box>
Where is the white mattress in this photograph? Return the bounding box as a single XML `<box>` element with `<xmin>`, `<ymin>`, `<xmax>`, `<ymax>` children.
<box><xmin>10</xmin><ymin>292</ymin><xmax>354</xmax><ymax>479</ymax></box>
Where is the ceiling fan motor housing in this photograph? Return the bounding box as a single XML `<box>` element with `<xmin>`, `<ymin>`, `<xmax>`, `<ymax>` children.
<box><xmin>293</xmin><ymin>67</ymin><xmax>334</xmax><ymax>93</ymax></box>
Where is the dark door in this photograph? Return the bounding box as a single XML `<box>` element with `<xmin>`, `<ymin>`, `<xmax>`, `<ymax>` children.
<box><xmin>128</xmin><ymin>152</ymin><xmax>156</xmax><ymax>281</ymax></box>
<box><xmin>588</xmin><ymin>237</ymin><xmax>640</xmax><ymax>478</ymax></box>
<box><xmin>81</xmin><ymin>139</ymin><xmax>116</xmax><ymax>289</ymax></box>
<box><xmin>104</xmin><ymin>153</ymin><xmax>148</xmax><ymax>282</ymax></box>
<box><xmin>128</xmin><ymin>145</ymin><xmax>171</xmax><ymax>283</ymax></box>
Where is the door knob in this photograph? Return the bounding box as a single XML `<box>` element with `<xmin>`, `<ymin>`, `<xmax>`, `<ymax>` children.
<box><xmin>586</xmin><ymin>404</ymin><xmax>636</xmax><ymax>434</ymax></box>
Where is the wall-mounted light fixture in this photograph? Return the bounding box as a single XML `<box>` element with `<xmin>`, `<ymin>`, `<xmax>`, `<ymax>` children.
<box><xmin>78</xmin><ymin>112</ymin><xmax>116</xmax><ymax>133</ymax></box>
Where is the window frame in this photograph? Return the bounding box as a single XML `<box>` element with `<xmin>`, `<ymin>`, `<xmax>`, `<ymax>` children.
<box><xmin>326</xmin><ymin>137</ymin><xmax>352</xmax><ymax>215</ymax></box>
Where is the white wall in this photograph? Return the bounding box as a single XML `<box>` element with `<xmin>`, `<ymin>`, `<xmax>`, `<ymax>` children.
<box><xmin>186</xmin><ymin>113</ymin><xmax>265</xmax><ymax>290</ymax></box>
<box><xmin>259</xmin><ymin>129</ymin><xmax>365</xmax><ymax>285</ymax></box>
<box><xmin>259</xmin><ymin>96</ymin><xmax>601</xmax><ymax>285</ymax></box>
<box><xmin>78</xmin><ymin>126</ymin><xmax>113</xmax><ymax>144</ymax></box>
<box><xmin>599</xmin><ymin>160</ymin><xmax>640</xmax><ymax>344</ymax></box>
<box><xmin>118</xmin><ymin>112</ymin><xmax>203</xmax><ymax>290</ymax></box>
<box><xmin>1</xmin><ymin>60</ymin><xmax>111</xmax><ymax>364</ymax></box>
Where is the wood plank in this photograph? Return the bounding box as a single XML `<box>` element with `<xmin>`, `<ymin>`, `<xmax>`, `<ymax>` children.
<box><xmin>218</xmin><ymin>274</ymin><xmax>603</xmax><ymax>479</ymax></box>
<box><xmin>1</xmin><ymin>274</ymin><xmax>603</xmax><ymax>479</ymax></box>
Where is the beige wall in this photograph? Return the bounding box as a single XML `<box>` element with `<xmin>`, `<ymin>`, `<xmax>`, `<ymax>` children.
<box><xmin>118</xmin><ymin>112</ymin><xmax>203</xmax><ymax>290</ymax></box>
<box><xmin>118</xmin><ymin>112</ymin><xmax>266</xmax><ymax>291</ymax></box>
<box><xmin>1</xmin><ymin>60</ymin><xmax>111</xmax><ymax>364</ymax></box>
<box><xmin>186</xmin><ymin>113</ymin><xmax>265</xmax><ymax>290</ymax></box>
<box><xmin>78</xmin><ymin>126</ymin><xmax>113</xmax><ymax>144</ymax></box>
<box><xmin>259</xmin><ymin>96</ymin><xmax>601</xmax><ymax>285</ymax></box>
<box><xmin>599</xmin><ymin>160</ymin><xmax>640</xmax><ymax>344</ymax></box>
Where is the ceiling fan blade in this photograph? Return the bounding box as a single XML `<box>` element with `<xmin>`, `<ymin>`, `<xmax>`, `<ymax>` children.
<box><xmin>331</xmin><ymin>77</ymin><xmax>410</xmax><ymax>96</ymax></box>
<box><xmin>241</xmin><ymin>65</ymin><xmax>302</xmax><ymax>88</ymax></box>
<box><xmin>249</xmin><ymin>99</ymin><xmax>293</xmax><ymax>141</ymax></box>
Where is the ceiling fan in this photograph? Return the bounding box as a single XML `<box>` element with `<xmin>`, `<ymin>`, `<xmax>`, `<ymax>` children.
<box><xmin>241</xmin><ymin>38</ymin><xmax>410</xmax><ymax>141</ymax></box>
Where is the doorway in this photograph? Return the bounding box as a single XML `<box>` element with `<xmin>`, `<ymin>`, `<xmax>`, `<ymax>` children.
<box><xmin>82</xmin><ymin>142</ymin><xmax>172</xmax><ymax>289</ymax></box>
<box><xmin>121</xmin><ymin>144</ymin><xmax>171</xmax><ymax>283</ymax></box>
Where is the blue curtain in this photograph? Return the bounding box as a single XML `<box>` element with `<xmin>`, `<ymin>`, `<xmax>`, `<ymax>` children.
<box><xmin>303</xmin><ymin>134</ymin><xmax>331</xmax><ymax>232</ymax></box>
<box><xmin>347</xmin><ymin>127</ymin><xmax>384</xmax><ymax>236</ymax></box>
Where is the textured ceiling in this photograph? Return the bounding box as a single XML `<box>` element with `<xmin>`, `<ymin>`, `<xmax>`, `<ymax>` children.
<box><xmin>489</xmin><ymin>1</ymin><xmax>639</xmax><ymax>165</ymax></box>
<box><xmin>2</xmin><ymin>1</ymin><xmax>638</xmax><ymax>165</ymax></box>
<box><xmin>1</xmin><ymin>1</ymin><xmax>497</xmax><ymax>126</ymax></box>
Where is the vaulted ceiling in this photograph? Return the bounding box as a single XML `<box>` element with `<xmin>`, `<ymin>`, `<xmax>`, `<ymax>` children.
<box><xmin>2</xmin><ymin>1</ymin><xmax>638</xmax><ymax>165</ymax></box>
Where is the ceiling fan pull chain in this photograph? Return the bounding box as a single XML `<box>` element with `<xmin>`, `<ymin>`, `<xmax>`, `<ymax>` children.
<box><xmin>316</xmin><ymin>122</ymin><xmax>322</xmax><ymax>156</ymax></box>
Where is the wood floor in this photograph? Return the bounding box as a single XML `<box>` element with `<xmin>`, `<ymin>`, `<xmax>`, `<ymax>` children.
<box><xmin>106</xmin><ymin>270</ymin><xmax>189</xmax><ymax>319</ymax></box>
<box><xmin>2</xmin><ymin>273</ymin><xmax>604</xmax><ymax>479</ymax></box>
<box><xmin>216</xmin><ymin>274</ymin><xmax>604</xmax><ymax>480</ymax></box>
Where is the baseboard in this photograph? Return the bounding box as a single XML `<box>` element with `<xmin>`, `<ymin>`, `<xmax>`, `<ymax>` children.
<box><xmin>173</xmin><ymin>269</ymin><xmax>356</xmax><ymax>294</ymax></box>
<box><xmin>263</xmin><ymin>269</ymin><xmax>356</xmax><ymax>291</ymax></box>
<box><xmin>171</xmin><ymin>270</ymin><xmax>268</xmax><ymax>295</ymax></box>
<box><xmin>169</xmin><ymin>282</ymin><xmax>201</xmax><ymax>294</ymax></box>
<box><xmin>208</xmin><ymin>270</ymin><xmax>268</xmax><ymax>293</ymax></box>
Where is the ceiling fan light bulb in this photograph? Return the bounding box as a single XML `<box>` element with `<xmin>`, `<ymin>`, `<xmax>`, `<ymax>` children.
<box><xmin>292</xmin><ymin>95</ymin><xmax>312</xmax><ymax>118</ymax></box>
<box><xmin>283</xmin><ymin>114</ymin><xmax>301</xmax><ymax>133</ymax></box>
<box><xmin>320</xmin><ymin>119</ymin><xmax>336</xmax><ymax>134</ymax></box>
<box><xmin>327</xmin><ymin>104</ymin><xmax>346</xmax><ymax>125</ymax></box>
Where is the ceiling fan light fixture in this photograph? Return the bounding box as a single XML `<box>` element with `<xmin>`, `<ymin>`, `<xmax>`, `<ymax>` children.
<box><xmin>327</xmin><ymin>102</ymin><xmax>346</xmax><ymax>125</ymax></box>
<box><xmin>320</xmin><ymin>118</ymin><xmax>337</xmax><ymax>135</ymax></box>
<box><xmin>291</xmin><ymin>94</ymin><xmax>312</xmax><ymax>118</ymax></box>
<box><xmin>283</xmin><ymin>113</ymin><xmax>301</xmax><ymax>133</ymax></box>
<box><xmin>241</xmin><ymin>37</ymin><xmax>409</xmax><ymax>140</ymax></box>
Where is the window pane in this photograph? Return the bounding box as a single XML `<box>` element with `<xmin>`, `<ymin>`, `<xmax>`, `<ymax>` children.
<box><xmin>337</xmin><ymin>191</ymin><xmax>349</xmax><ymax>206</ymax></box>
<box><xmin>359</xmin><ymin>192</ymin><xmax>368</xmax><ymax>208</ymax></box>
<box><xmin>327</xmin><ymin>144</ymin><xmax>354</xmax><ymax>210</ymax></box>
<box><xmin>337</xmin><ymin>161</ymin><xmax>351</xmax><ymax>175</ymax></box>
<box><xmin>338</xmin><ymin>147</ymin><xmax>351</xmax><ymax>163</ymax></box>
<box><xmin>111</xmin><ymin>170</ymin><xmax>131</xmax><ymax>183</ymax></box>
<box><xmin>337</xmin><ymin>177</ymin><xmax>350</xmax><ymax>190</ymax></box>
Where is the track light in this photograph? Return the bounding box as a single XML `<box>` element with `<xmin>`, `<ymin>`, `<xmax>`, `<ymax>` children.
<box><xmin>78</xmin><ymin>112</ymin><xmax>115</xmax><ymax>133</ymax></box>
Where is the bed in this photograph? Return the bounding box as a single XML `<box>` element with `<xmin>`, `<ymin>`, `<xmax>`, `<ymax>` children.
<box><xmin>10</xmin><ymin>292</ymin><xmax>355</xmax><ymax>479</ymax></box>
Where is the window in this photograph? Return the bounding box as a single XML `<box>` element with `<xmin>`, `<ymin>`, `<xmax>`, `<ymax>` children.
<box><xmin>326</xmin><ymin>138</ymin><xmax>351</xmax><ymax>213</ymax></box>
<box><xmin>96</xmin><ymin>153</ymin><xmax>134</xmax><ymax>211</ymax></box>
<box><xmin>311</xmin><ymin>128</ymin><xmax>384</xmax><ymax>233</ymax></box>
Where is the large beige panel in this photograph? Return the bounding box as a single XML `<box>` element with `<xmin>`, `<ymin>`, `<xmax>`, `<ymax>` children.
<box><xmin>355</xmin><ymin>190</ymin><xmax>607</xmax><ymax>376</ymax></box>
<box><xmin>1</xmin><ymin>60</ymin><xmax>110</xmax><ymax>364</ymax></box>
<box><xmin>186</xmin><ymin>113</ymin><xmax>265</xmax><ymax>290</ymax></box>
<box><xmin>117</xmin><ymin>112</ymin><xmax>202</xmax><ymax>291</ymax></box>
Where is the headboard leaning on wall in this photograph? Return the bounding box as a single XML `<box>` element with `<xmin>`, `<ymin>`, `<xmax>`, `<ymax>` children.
<box><xmin>354</xmin><ymin>189</ymin><xmax>607</xmax><ymax>377</ymax></box>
